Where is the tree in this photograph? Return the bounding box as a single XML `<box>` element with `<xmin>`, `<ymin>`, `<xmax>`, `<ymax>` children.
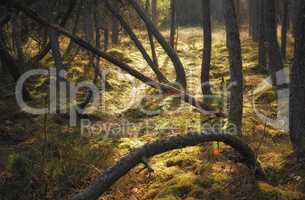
<box><xmin>145</xmin><ymin>0</ymin><xmax>159</xmax><ymax>68</ymax></box>
<box><xmin>281</xmin><ymin>0</ymin><xmax>289</xmax><ymax>60</ymax></box>
<box><xmin>0</xmin><ymin>16</ymin><xmax>31</xmax><ymax>101</ymax></box>
<box><xmin>223</xmin><ymin>0</ymin><xmax>244</xmax><ymax>135</ymax></box>
<box><xmin>289</xmin><ymin>0</ymin><xmax>305</xmax><ymax>161</ymax></box>
<box><xmin>248</xmin><ymin>0</ymin><xmax>260</xmax><ymax>41</ymax></box>
<box><xmin>111</xmin><ymin>0</ymin><xmax>119</xmax><ymax>44</ymax></box>
<box><xmin>201</xmin><ymin>0</ymin><xmax>212</xmax><ymax>95</ymax></box>
<box><xmin>169</xmin><ymin>0</ymin><xmax>177</xmax><ymax>48</ymax></box>
<box><xmin>234</xmin><ymin>0</ymin><xmax>240</xmax><ymax>25</ymax></box>
<box><xmin>264</xmin><ymin>0</ymin><xmax>284</xmax><ymax>86</ymax></box>
<box><xmin>151</xmin><ymin>0</ymin><xmax>157</xmax><ymax>25</ymax></box>
<box><xmin>258</xmin><ymin>0</ymin><xmax>267</xmax><ymax>69</ymax></box>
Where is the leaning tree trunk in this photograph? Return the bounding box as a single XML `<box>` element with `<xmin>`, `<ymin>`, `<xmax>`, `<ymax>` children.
<box><xmin>289</xmin><ymin>0</ymin><xmax>305</xmax><ymax>161</ymax></box>
<box><xmin>223</xmin><ymin>0</ymin><xmax>243</xmax><ymax>136</ymax></box>
<box><xmin>281</xmin><ymin>0</ymin><xmax>289</xmax><ymax>60</ymax></box>
<box><xmin>127</xmin><ymin>0</ymin><xmax>187</xmax><ymax>89</ymax></box>
<box><xmin>264</xmin><ymin>0</ymin><xmax>284</xmax><ymax>86</ymax></box>
<box><xmin>201</xmin><ymin>0</ymin><xmax>212</xmax><ymax>95</ymax></box>
<box><xmin>145</xmin><ymin>0</ymin><xmax>159</xmax><ymax>69</ymax></box>
<box><xmin>105</xmin><ymin>0</ymin><xmax>167</xmax><ymax>83</ymax></box>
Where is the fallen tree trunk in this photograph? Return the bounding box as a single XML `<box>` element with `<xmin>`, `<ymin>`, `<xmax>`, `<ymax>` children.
<box><xmin>70</xmin><ymin>132</ymin><xmax>265</xmax><ymax>200</ymax></box>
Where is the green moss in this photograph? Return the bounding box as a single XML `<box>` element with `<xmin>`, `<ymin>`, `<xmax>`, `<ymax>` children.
<box><xmin>108</xmin><ymin>48</ymin><xmax>133</xmax><ymax>63</ymax></box>
<box><xmin>7</xmin><ymin>154</ymin><xmax>31</xmax><ymax>178</ymax></box>
<box><xmin>255</xmin><ymin>89</ymin><xmax>277</xmax><ymax>104</ymax></box>
<box><xmin>257</xmin><ymin>182</ymin><xmax>304</xmax><ymax>200</ymax></box>
<box><xmin>153</xmin><ymin>173</ymin><xmax>197</xmax><ymax>199</ymax></box>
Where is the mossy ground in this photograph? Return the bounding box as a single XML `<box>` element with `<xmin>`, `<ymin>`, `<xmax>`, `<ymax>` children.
<box><xmin>0</xmin><ymin>27</ymin><xmax>303</xmax><ymax>200</ymax></box>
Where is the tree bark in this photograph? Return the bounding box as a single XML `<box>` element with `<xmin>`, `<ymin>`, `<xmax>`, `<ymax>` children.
<box><xmin>201</xmin><ymin>0</ymin><xmax>212</xmax><ymax>95</ymax></box>
<box><xmin>234</xmin><ymin>0</ymin><xmax>240</xmax><ymax>25</ymax></box>
<box><xmin>111</xmin><ymin>0</ymin><xmax>119</xmax><ymax>45</ymax></box>
<box><xmin>0</xmin><ymin>28</ymin><xmax>31</xmax><ymax>101</ymax></box>
<box><xmin>223</xmin><ymin>0</ymin><xmax>244</xmax><ymax>135</ymax></box>
<box><xmin>281</xmin><ymin>0</ymin><xmax>289</xmax><ymax>60</ymax></box>
<box><xmin>289</xmin><ymin>0</ymin><xmax>305</xmax><ymax>160</ymax></box>
<box><xmin>264</xmin><ymin>0</ymin><xmax>284</xmax><ymax>86</ymax></box>
<box><xmin>169</xmin><ymin>0</ymin><xmax>176</xmax><ymax>48</ymax></box>
<box><xmin>145</xmin><ymin>0</ymin><xmax>159</xmax><ymax>68</ymax></box>
<box><xmin>258</xmin><ymin>0</ymin><xmax>267</xmax><ymax>69</ymax></box>
<box><xmin>151</xmin><ymin>0</ymin><xmax>157</xmax><ymax>25</ymax></box>
<box><xmin>248</xmin><ymin>0</ymin><xmax>260</xmax><ymax>41</ymax></box>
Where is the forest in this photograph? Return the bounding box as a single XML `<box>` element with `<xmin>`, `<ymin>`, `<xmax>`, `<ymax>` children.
<box><xmin>0</xmin><ymin>0</ymin><xmax>305</xmax><ymax>199</ymax></box>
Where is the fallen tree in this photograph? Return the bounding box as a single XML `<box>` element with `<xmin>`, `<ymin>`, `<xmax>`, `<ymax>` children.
<box><xmin>70</xmin><ymin>132</ymin><xmax>265</xmax><ymax>200</ymax></box>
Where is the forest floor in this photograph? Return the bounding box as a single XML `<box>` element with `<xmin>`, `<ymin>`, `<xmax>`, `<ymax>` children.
<box><xmin>0</xmin><ymin>27</ymin><xmax>305</xmax><ymax>200</ymax></box>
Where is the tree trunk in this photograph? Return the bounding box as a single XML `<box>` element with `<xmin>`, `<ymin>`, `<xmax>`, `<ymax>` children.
<box><xmin>111</xmin><ymin>1</ymin><xmax>119</xmax><ymax>45</ymax></box>
<box><xmin>264</xmin><ymin>0</ymin><xmax>284</xmax><ymax>86</ymax></box>
<box><xmin>234</xmin><ymin>0</ymin><xmax>240</xmax><ymax>25</ymax></box>
<box><xmin>12</xmin><ymin>14</ymin><xmax>25</xmax><ymax>65</ymax></box>
<box><xmin>248</xmin><ymin>0</ymin><xmax>260</xmax><ymax>41</ymax></box>
<box><xmin>258</xmin><ymin>0</ymin><xmax>267</xmax><ymax>69</ymax></box>
<box><xmin>84</xmin><ymin>0</ymin><xmax>95</xmax><ymax>74</ymax></box>
<box><xmin>105</xmin><ymin>0</ymin><xmax>167</xmax><ymax>82</ymax></box>
<box><xmin>145</xmin><ymin>0</ymin><xmax>159</xmax><ymax>68</ymax></box>
<box><xmin>201</xmin><ymin>0</ymin><xmax>212</xmax><ymax>95</ymax></box>
<box><xmin>281</xmin><ymin>0</ymin><xmax>289</xmax><ymax>60</ymax></box>
<box><xmin>223</xmin><ymin>0</ymin><xmax>243</xmax><ymax>135</ymax></box>
<box><xmin>151</xmin><ymin>0</ymin><xmax>157</xmax><ymax>25</ymax></box>
<box><xmin>49</xmin><ymin>29</ymin><xmax>65</xmax><ymax>113</ymax></box>
<box><xmin>0</xmin><ymin>29</ymin><xmax>31</xmax><ymax>101</ymax></box>
<box><xmin>127</xmin><ymin>0</ymin><xmax>187</xmax><ymax>89</ymax></box>
<box><xmin>169</xmin><ymin>0</ymin><xmax>176</xmax><ymax>48</ymax></box>
<box><xmin>103</xmin><ymin>28</ymin><xmax>109</xmax><ymax>51</ymax></box>
<box><xmin>289</xmin><ymin>0</ymin><xmax>305</xmax><ymax>161</ymax></box>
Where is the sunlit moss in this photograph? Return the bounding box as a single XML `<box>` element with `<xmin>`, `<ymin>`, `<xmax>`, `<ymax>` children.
<box><xmin>257</xmin><ymin>182</ymin><xmax>304</xmax><ymax>200</ymax></box>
